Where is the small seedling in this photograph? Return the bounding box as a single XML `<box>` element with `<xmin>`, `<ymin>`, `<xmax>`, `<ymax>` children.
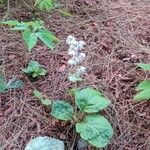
<box><xmin>22</xmin><ymin>60</ymin><xmax>47</xmax><ymax>78</ymax></box>
<box><xmin>1</xmin><ymin>20</ymin><xmax>59</xmax><ymax>51</ymax></box>
<box><xmin>134</xmin><ymin>63</ymin><xmax>150</xmax><ymax>101</ymax></box>
<box><xmin>33</xmin><ymin>89</ymin><xmax>51</xmax><ymax>106</ymax></box>
<box><xmin>0</xmin><ymin>74</ymin><xmax>23</xmax><ymax>93</ymax></box>
<box><xmin>34</xmin><ymin>87</ymin><xmax>113</xmax><ymax>148</ymax></box>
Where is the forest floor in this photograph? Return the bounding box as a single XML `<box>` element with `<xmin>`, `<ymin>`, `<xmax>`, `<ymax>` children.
<box><xmin>0</xmin><ymin>0</ymin><xmax>150</xmax><ymax>150</ymax></box>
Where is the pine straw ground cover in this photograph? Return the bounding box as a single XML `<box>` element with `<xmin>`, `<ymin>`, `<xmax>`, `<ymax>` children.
<box><xmin>0</xmin><ymin>0</ymin><xmax>150</xmax><ymax>149</ymax></box>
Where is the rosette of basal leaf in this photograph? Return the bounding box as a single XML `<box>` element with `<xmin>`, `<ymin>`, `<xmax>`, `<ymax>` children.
<box><xmin>51</xmin><ymin>100</ymin><xmax>74</xmax><ymax>121</ymax></box>
<box><xmin>74</xmin><ymin>88</ymin><xmax>111</xmax><ymax>113</ymax></box>
<box><xmin>76</xmin><ymin>114</ymin><xmax>113</xmax><ymax>148</ymax></box>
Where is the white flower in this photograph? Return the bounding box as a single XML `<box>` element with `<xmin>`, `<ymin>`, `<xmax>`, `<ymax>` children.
<box><xmin>76</xmin><ymin>66</ymin><xmax>86</xmax><ymax>74</ymax></box>
<box><xmin>77</xmin><ymin>52</ymin><xmax>86</xmax><ymax>62</ymax></box>
<box><xmin>67</xmin><ymin>59</ymin><xmax>77</xmax><ymax>65</ymax></box>
<box><xmin>80</xmin><ymin>53</ymin><xmax>86</xmax><ymax>59</ymax></box>
<box><xmin>74</xmin><ymin>56</ymin><xmax>81</xmax><ymax>63</ymax></box>
<box><xmin>66</xmin><ymin>35</ymin><xmax>76</xmax><ymax>45</ymax></box>
<box><xmin>68</xmin><ymin>50</ymin><xmax>77</xmax><ymax>56</ymax></box>
<box><xmin>68</xmin><ymin>44</ymin><xmax>78</xmax><ymax>52</ymax></box>
<box><xmin>78</xmin><ymin>41</ymin><xmax>86</xmax><ymax>49</ymax></box>
<box><xmin>68</xmin><ymin>73</ymin><xmax>82</xmax><ymax>82</ymax></box>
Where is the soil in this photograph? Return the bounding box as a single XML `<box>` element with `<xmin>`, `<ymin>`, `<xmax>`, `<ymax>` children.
<box><xmin>0</xmin><ymin>0</ymin><xmax>150</xmax><ymax>150</ymax></box>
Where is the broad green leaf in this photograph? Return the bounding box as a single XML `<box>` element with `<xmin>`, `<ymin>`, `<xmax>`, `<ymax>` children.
<box><xmin>42</xmin><ymin>99</ymin><xmax>51</xmax><ymax>106</ymax></box>
<box><xmin>25</xmin><ymin>136</ymin><xmax>64</xmax><ymax>150</ymax></box>
<box><xmin>74</xmin><ymin>88</ymin><xmax>111</xmax><ymax>113</ymax></box>
<box><xmin>1</xmin><ymin>20</ymin><xmax>19</xmax><ymax>26</ymax></box>
<box><xmin>35</xmin><ymin>0</ymin><xmax>54</xmax><ymax>11</ymax></box>
<box><xmin>11</xmin><ymin>25</ymin><xmax>27</xmax><ymax>31</ymax></box>
<box><xmin>137</xmin><ymin>63</ymin><xmax>150</xmax><ymax>71</ymax></box>
<box><xmin>136</xmin><ymin>80</ymin><xmax>150</xmax><ymax>91</ymax></box>
<box><xmin>33</xmin><ymin>89</ymin><xmax>44</xmax><ymax>100</ymax></box>
<box><xmin>0</xmin><ymin>75</ymin><xmax>23</xmax><ymax>92</ymax></box>
<box><xmin>0</xmin><ymin>74</ymin><xmax>7</xmax><ymax>92</ymax></box>
<box><xmin>76</xmin><ymin>114</ymin><xmax>113</xmax><ymax>148</ymax></box>
<box><xmin>51</xmin><ymin>100</ymin><xmax>74</xmax><ymax>121</ymax></box>
<box><xmin>133</xmin><ymin>89</ymin><xmax>150</xmax><ymax>101</ymax></box>
<box><xmin>36</xmin><ymin>29</ymin><xmax>58</xmax><ymax>49</ymax></box>
<box><xmin>7</xmin><ymin>79</ymin><xmax>23</xmax><ymax>89</ymax></box>
<box><xmin>23</xmin><ymin>31</ymin><xmax>38</xmax><ymax>51</ymax></box>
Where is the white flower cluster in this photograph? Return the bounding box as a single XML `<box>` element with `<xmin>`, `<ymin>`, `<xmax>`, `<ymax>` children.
<box><xmin>66</xmin><ymin>35</ymin><xmax>86</xmax><ymax>82</ymax></box>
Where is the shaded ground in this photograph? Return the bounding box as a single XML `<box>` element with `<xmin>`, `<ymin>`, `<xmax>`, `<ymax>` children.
<box><xmin>0</xmin><ymin>0</ymin><xmax>150</xmax><ymax>149</ymax></box>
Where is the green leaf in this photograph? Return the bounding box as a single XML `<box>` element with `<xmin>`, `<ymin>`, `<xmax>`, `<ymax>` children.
<box><xmin>39</xmin><ymin>68</ymin><xmax>47</xmax><ymax>75</ymax></box>
<box><xmin>23</xmin><ymin>60</ymin><xmax>46</xmax><ymax>78</ymax></box>
<box><xmin>1</xmin><ymin>20</ymin><xmax>19</xmax><ymax>26</ymax></box>
<box><xmin>11</xmin><ymin>25</ymin><xmax>27</xmax><ymax>31</ymax></box>
<box><xmin>137</xmin><ymin>63</ymin><xmax>150</xmax><ymax>71</ymax></box>
<box><xmin>133</xmin><ymin>89</ymin><xmax>150</xmax><ymax>101</ymax></box>
<box><xmin>51</xmin><ymin>100</ymin><xmax>74</xmax><ymax>121</ymax></box>
<box><xmin>0</xmin><ymin>75</ymin><xmax>23</xmax><ymax>92</ymax></box>
<box><xmin>33</xmin><ymin>90</ymin><xmax>51</xmax><ymax>106</ymax></box>
<box><xmin>7</xmin><ymin>79</ymin><xmax>23</xmax><ymax>89</ymax></box>
<box><xmin>33</xmin><ymin>89</ymin><xmax>44</xmax><ymax>100</ymax></box>
<box><xmin>0</xmin><ymin>0</ymin><xmax>6</xmax><ymax>5</ymax></box>
<box><xmin>25</xmin><ymin>136</ymin><xmax>64</xmax><ymax>150</ymax></box>
<box><xmin>42</xmin><ymin>99</ymin><xmax>51</xmax><ymax>106</ymax></box>
<box><xmin>26</xmin><ymin>20</ymin><xmax>44</xmax><ymax>32</ymax></box>
<box><xmin>36</xmin><ymin>29</ymin><xmax>58</xmax><ymax>49</ymax></box>
<box><xmin>29</xmin><ymin>61</ymin><xmax>40</xmax><ymax>71</ymax></box>
<box><xmin>74</xmin><ymin>88</ymin><xmax>111</xmax><ymax>113</ymax></box>
<box><xmin>76</xmin><ymin>114</ymin><xmax>113</xmax><ymax>148</ymax></box>
<box><xmin>22</xmin><ymin>66</ymin><xmax>33</xmax><ymax>73</ymax></box>
<box><xmin>0</xmin><ymin>74</ymin><xmax>7</xmax><ymax>92</ymax></box>
<box><xmin>136</xmin><ymin>80</ymin><xmax>150</xmax><ymax>91</ymax></box>
<box><xmin>35</xmin><ymin>0</ymin><xmax>54</xmax><ymax>11</ymax></box>
<box><xmin>23</xmin><ymin>30</ymin><xmax>38</xmax><ymax>51</ymax></box>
